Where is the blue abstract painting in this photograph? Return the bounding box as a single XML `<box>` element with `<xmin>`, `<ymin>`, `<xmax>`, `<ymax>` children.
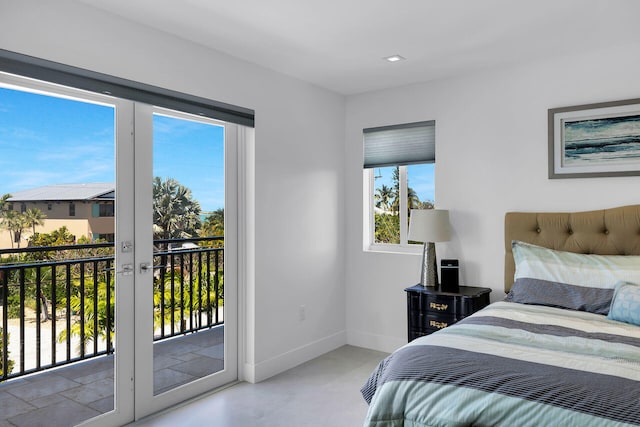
<box><xmin>563</xmin><ymin>114</ymin><xmax>640</xmax><ymax>166</ymax></box>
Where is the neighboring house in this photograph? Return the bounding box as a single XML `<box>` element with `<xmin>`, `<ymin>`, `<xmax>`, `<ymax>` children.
<box><xmin>1</xmin><ymin>183</ymin><xmax>114</xmax><ymax>249</ymax></box>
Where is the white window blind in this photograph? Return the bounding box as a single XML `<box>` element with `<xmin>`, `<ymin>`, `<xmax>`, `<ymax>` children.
<box><xmin>363</xmin><ymin>120</ymin><xmax>435</xmax><ymax>168</ymax></box>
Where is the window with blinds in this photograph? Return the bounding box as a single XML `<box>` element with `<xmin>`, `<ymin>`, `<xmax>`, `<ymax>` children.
<box><xmin>363</xmin><ymin>121</ymin><xmax>436</xmax><ymax>248</ymax></box>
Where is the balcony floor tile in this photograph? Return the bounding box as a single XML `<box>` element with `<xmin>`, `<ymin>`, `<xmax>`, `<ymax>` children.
<box><xmin>8</xmin><ymin>398</ymin><xmax>102</xmax><ymax>427</ymax></box>
<box><xmin>29</xmin><ymin>392</ymin><xmax>68</xmax><ymax>409</ymax></box>
<box><xmin>5</xmin><ymin>374</ymin><xmax>80</xmax><ymax>401</ymax></box>
<box><xmin>59</xmin><ymin>377</ymin><xmax>114</xmax><ymax>405</ymax></box>
<box><xmin>87</xmin><ymin>395</ymin><xmax>114</xmax><ymax>413</ymax></box>
<box><xmin>169</xmin><ymin>355</ymin><xmax>224</xmax><ymax>378</ymax></box>
<box><xmin>0</xmin><ymin>391</ymin><xmax>35</xmax><ymax>419</ymax></box>
<box><xmin>0</xmin><ymin>327</ymin><xmax>223</xmax><ymax>426</ymax></box>
<box><xmin>153</xmin><ymin>368</ymin><xmax>196</xmax><ymax>394</ymax></box>
<box><xmin>195</xmin><ymin>342</ymin><xmax>224</xmax><ymax>359</ymax></box>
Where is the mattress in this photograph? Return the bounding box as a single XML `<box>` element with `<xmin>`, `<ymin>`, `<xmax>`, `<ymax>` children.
<box><xmin>361</xmin><ymin>301</ymin><xmax>640</xmax><ymax>427</ymax></box>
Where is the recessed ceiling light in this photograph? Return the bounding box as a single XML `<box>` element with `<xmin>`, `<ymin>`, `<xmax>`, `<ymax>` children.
<box><xmin>384</xmin><ymin>55</ymin><xmax>405</xmax><ymax>62</ymax></box>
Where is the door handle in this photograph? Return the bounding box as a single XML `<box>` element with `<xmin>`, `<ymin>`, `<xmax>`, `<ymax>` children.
<box><xmin>115</xmin><ymin>264</ymin><xmax>134</xmax><ymax>276</ymax></box>
<box><xmin>139</xmin><ymin>263</ymin><xmax>167</xmax><ymax>273</ymax></box>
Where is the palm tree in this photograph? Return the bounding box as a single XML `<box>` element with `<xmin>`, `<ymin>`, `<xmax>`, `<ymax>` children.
<box><xmin>58</xmin><ymin>278</ymin><xmax>114</xmax><ymax>353</ymax></box>
<box><xmin>153</xmin><ymin>177</ymin><xmax>202</xmax><ymax>239</ymax></box>
<box><xmin>23</xmin><ymin>208</ymin><xmax>46</xmax><ymax>234</ymax></box>
<box><xmin>201</xmin><ymin>208</ymin><xmax>224</xmax><ymax>237</ymax></box>
<box><xmin>391</xmin><ymin>167</ymin><xmax>400</xmax><ymax>214</ymax></box>
<box><xmin>1</xmin><ymin>210</ymin><xmax>28</xmax><ymax>248</ymax></box>
<box><xmin>375</xmin><ymin>185</ymin><xmax>394</xmax><ymax>211</ymax></box>
<box><xmin>407</xmin><ymin>187</ymin><xmax>421</xmax><ymax>210</ymax></box>
<box><xmin>0</xmin><ymin>193</ymin><xmax>11</xmax><ymax>214</ymax></box>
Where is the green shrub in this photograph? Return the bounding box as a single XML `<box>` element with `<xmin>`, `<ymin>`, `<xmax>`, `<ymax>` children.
<box><xmin>0</xmin><ymin>327</ymin><xmax>14</xmax><ymax>378</ymax></box>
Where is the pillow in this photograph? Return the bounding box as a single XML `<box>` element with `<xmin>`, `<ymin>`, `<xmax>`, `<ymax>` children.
<box><xmin>505</xmin><ymin>241</ymin><xmax>640</xmax><ymax>314</ymax></box>
<box><xmin>608</xmin><ymin>281</ymin><xmax>640</xmax><ymax>326</ymax></box>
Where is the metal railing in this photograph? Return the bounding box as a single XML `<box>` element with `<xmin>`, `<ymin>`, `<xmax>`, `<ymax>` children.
<box><xmin>152</xmin><ymin>237</ymin><xmax>224</xmax><ymax>339</ymax></box>
<box><xmin>0</xmin><ymin>237</ymin><xmax>223</xmax><ymax>381</ymax></box>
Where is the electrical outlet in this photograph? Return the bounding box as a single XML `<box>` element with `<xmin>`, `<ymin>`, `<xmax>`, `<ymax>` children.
<box><xmin>299</xmin><ymin>305</ymin><xmax>306</xmax><ymax>321</ymax></box>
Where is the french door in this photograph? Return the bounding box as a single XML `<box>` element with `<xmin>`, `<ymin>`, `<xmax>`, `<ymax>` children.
<box><xmin>0</xmin><ymin>72</ymin><xmax>238</xmax><ymax>427</ymax></box>
<box><xmin>130</xmin><ymin>104</ymin><xmax>238</xmax><ymax>420</ymax></box>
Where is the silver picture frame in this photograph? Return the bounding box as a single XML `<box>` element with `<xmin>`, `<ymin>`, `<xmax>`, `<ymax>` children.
<box><xmin>548</xmin><ymin>98</ymin><xmax>640</xmax><ymax>178</ymax></box>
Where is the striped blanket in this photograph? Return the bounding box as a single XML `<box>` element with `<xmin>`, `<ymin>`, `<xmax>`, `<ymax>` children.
<box><xmin>362</xmin><ymin>302</ymin><xmax>640</xmax><ymax>427</ymax></box>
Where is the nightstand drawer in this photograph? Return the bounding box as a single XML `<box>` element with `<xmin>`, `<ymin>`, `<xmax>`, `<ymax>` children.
<box><xmin>426</xmin><ymin>294</ymin><xmax>455</xmax><ymax>316</ymax></box>
<box><xmin>426</xmin><ymin>313</ymin><xmax>455</xmax><ymax>331</ymax></box>
<box><xmin>409</xmin><ymin>311</ymin><xmax>456</xmax><ymax>330</ymax></box>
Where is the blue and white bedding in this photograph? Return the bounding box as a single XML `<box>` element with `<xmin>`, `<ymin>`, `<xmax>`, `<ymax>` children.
<box><xmin>362</xmin><ymin>301</ymin><xmax>640</xmax><ymax>427</ymax></box>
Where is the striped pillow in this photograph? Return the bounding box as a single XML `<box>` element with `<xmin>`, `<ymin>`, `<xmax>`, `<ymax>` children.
<box><xmin>505</xmin><ymin>241</ymin><xmax>640</xmax><ymax>314</ymax></box>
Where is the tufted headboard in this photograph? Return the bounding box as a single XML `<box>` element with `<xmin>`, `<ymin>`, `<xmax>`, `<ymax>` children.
<box><xmin>504</xmin><ymin>205</ymin><xmax>640</xmax><ymax>293</ymax></box>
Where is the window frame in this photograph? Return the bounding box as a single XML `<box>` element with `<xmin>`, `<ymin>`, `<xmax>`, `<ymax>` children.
<box><xmin>364</xmin><ymin>166</ymin><xmax>425</xmax><ymax>254</ymax></box>
<box><xmin>362</xmin><ymin>120</ymin><xmax>435</xmax><ymax>254</ymax></box>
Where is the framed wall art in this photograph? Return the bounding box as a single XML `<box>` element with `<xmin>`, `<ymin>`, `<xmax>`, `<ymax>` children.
<box><xmin>548</xmin><ymin>98</ymin><xmax>640</xmax><ymax>178</ymax></box>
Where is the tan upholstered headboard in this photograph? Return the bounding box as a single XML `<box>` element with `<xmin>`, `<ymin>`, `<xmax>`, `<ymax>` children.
<box><xmin>504</xmin><ymin>205</ymin><xmax>640</xmax><ymax>293</ymax></box>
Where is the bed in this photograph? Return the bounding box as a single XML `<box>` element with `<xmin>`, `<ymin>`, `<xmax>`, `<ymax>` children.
<box><xmin>361</xmin><ymin>205</ymin><xmax>640</xmax><ymax>427</ymax></box>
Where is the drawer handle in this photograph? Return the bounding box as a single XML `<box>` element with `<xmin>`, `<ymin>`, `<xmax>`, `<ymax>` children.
<box><xmin>429</xmin><ymin>320</ymin><xmax>449</xmax><ymax>329</ymax></box>
<box><xmin>430</xmin><ymin>302</ymin><xmax>449</xmax><ymax>311</ymax></box>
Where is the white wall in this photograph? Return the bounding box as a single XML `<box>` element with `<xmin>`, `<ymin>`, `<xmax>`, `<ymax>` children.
<box><xmin>345</xmin><ymin>42</ymin><xmax>640</xmax><ymax>353</ymax></box>
<box><xmin>0</xmin><ymin>0</ymin><xmax>346</xmax><ymax>382</ymax></box>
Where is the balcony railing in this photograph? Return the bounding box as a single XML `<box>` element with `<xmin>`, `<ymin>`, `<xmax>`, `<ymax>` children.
<box><xmin>0</xmin><ymin>237</ymin><xmax>223</xmax><ymax>381</ymax></box>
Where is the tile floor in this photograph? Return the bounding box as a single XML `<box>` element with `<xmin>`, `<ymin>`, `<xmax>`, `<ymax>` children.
<box><xmin>0</xmin><ymin>340</ymin><xmax>386</xmax><ymax>427</ymax></box>
<box><xmin>129</xmin><ymin>345</ymin><xmax>388</xmax><ymax>427</ymax></box>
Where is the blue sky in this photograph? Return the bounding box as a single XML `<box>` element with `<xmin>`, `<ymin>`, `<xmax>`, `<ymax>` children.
<box><xmin>0</xmin><ymin>86</ymin><xmax>224</xmax><ymax>211</ymax></box>
<box><xmin>153</xmin><ymin>114</ymin><xmax>224</xmax><ymax>211</ymax></box>
<box><xmin>373</xmin><ymin>164</ymin><xmax>435</xmax><ymax>204</ymax></box>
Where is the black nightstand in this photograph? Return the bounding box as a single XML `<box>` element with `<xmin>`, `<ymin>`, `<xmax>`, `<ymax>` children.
<box><xmin>405</xmin><ymin>285</ymin><xmax>492</xmax><ymax>342</ymax></box>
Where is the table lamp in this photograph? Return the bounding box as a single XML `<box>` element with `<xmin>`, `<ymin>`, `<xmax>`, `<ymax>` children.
<box><xmin>408</xmin><ymin>209</ymin><xmax>451</xmax><ymax>288</ymax></box>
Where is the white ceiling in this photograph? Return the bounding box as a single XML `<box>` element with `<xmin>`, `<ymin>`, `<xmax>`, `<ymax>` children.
<box><xmin>77</xmin><ymin>0</ymin><xmax>640</xmax><ymax>95</ymax></box>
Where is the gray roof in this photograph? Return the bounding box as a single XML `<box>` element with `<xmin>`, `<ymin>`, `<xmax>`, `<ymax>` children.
<box><xmin>8</xmin><ymin>183</ymin><xmax>115</xmax><ymax>202</ymax></box>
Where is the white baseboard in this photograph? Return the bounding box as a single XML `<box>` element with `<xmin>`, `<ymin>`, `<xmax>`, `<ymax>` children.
<box><xmin>346</xmin><ymin>329</ymin><xmax>405</xmax><ymax>354</ymax></box>
<box><xmin>242</xmin><ymin>330</ymin><xmax>347</xmax><ymax>383</ymax></box>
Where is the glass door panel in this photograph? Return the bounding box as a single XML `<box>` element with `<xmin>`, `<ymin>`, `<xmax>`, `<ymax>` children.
<box><xmin>0</xmin><ymin>74</ymin><xmax>134</xmax><ymax>427</ymax></box>
<box><xmin>151</xmin><ymin>111</ymin><xmax>226</xmax><ymax>395</ymax></box>
<box><xmin>133</xmin><ymin>105</ymin><xmax>237</xmax><ymax>419</ymax></box>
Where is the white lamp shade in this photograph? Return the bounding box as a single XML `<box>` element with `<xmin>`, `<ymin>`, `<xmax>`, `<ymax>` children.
<box><xmin>408</xmin><ymin>209</ymin><xmax>451</xmax><ymax>243</ymax></box>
